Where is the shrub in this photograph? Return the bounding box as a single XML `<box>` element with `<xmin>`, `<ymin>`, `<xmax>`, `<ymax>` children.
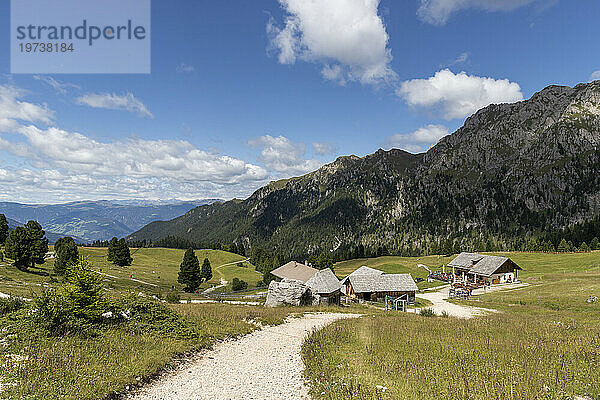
<box><xmin>231</xmin><ymin>277</ymin><xmax>248</xmax><ymax>291</ymax></box>
<box><xmin>419</xmin><ymin>308</ymin><xmax>436</xmax><ymax>317</ymax></box>
<box><xmin>0</xmin><ymin>296</ymin><xmax>27</xmax><ymax>316</ymax></box>
<box><xmin>63</xmin><ymin>258</ymin><xmax>107</xmax><ymax>322</ymax></box>
<box><xmin>165</xmin><ymin>291</ymin><xmax>181</xmax><ymax>304</ymax></box>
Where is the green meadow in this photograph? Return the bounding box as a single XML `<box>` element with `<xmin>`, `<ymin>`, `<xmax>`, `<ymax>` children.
<box><xmin>304</xmin><ymin>251</ymin><xmax>600</xmax><ymax>400</ymax></box>
<box><xmin>0</xmin><ymin>247</ymin><xmax>263</xmax><ymax>298</ymax></box>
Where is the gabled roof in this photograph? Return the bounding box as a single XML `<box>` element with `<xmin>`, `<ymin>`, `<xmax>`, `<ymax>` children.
<box><xmin>271</xmin><ymin>261</ymin><xmax>318</xmax><ymax>283</ymax></box>
<box><xmin>448</xmin><ymin>252</ymin><xmax>522</xmax><ymax>277</ymax></box>
<box><xmin>306</xmin><ymin>268</ymin><xmax>341</xmax><ymax>294</ymax></box>
<box><xmin>447</xmin><ymin>252</ymin><xmax>485</xmax><ymax>268</ymax></box>
<box><xmin>349</xmin><ymin>273</ymin><xmax>418</xmax><ymax>293</ymax></box>
<box><xmin>340</xmin><ymin>265</ymin><xmax>384</xmax><ymax>285</ymax></box>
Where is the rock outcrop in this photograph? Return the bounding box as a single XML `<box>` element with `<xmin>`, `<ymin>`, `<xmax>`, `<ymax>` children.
<box><xmin>264</xmin><ymin>279</ymin><xmax>313</xmax><ymax>307</ymax></box>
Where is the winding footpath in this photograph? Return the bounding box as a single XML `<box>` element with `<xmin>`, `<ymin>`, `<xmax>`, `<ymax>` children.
<box><xmin>130</xmin><ymin>313</ymin><xmax>359</xmax><ymax>400</ymax></box>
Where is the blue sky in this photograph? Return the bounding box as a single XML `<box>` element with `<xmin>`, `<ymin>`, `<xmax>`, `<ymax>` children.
<box><xmin>0</xmin><ymin>0</ymin><xmax>599</xmax><ymax>203</ymax></box>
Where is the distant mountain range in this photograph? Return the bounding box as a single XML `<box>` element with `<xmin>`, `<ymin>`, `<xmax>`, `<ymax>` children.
<box><xmin>130</xmin><ymin>81</ymin><xmax>600</xmax><ymax>257</ymax></box>
<box><xmin>1</xmin><ymin>200</ymin><xmax>219</xmax><ymax>243</ymax></box>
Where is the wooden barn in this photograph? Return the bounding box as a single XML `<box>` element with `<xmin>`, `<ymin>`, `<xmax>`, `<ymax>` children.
<box><xmin>305</xmin><ymin>268</ymin><xmax>342</xmax><ymax>305</ymax></box>
<box><xmin>270</xmin><ymin>261</ymin><xmax>318</xmax><ymax>283</ymax></box>
<box><xmin>341</xmin><ymin>266</ymin><xmax>418</xmax><ymax>304</ymax></box>
<box><xmin>447</xmin><ymin>252</ymin><xmax>522</xmax><ymax>285</ymax></box>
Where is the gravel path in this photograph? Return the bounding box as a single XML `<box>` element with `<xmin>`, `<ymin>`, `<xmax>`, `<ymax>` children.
<box><xmin>416</xmin><ymin>287</ymin><xmax>497</xmax><ymax>318</ymax></box>
<box><xmin>130</xmin><ymin>312</ymin><xmax>359</xmax><ymax>400</ymax></box>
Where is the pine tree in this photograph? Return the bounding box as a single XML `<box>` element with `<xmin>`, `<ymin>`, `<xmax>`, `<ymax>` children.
<box><xmin>4</xmin><ymin>221</ymin><xmax>48</xmax><ymax>270</ymax></box>
<box><xmin>4</xmin><ymin>227</ymin><xmax>31</xmax><ymax>270</ymax></box>
<box><xmin>201</xmin><ymin>258</ymin><xmax>212</xmax><ymax>282</ymax></box>
<box><xmin>25</xmin><ymin>221</ymin><xmax>48</xmax><ymax>267</ymax></box>
<box><xmin>107</xmin><ymin>237</ymin><xmax>118</xmax><ymax>263</ymax></box>
<box><xmin>579</xmin><ymin>242</ymin><xmax>591</xmax><ymax>252</ymax></box>
<box><xmin>0</xmin><ymin>214</ymin><xmax>8</xmax><ymax>244</ymax></box>
<box><xmin>54</xmin><ymin>237</ymin><xmax>79</xmax><ymax>275</ymax></box>
<box><xmin>108</xmin><ymin>238</ymin><xmax>132</xmax><ymax>266</ymax></box>
<box><xmin>178</xmin><ymin>248</ymin><xmax>201</xmax><ymax>291</ymax></box>
<box><xmin>557</xmin><ymin>238</ymin><xmax>569</xmax><ymax>253</ymax></box>
<box><xmin>115</xmin><ymin>239</ymin><xmax>133</xmax><ymax>266</ymax></box>
<box><xmin>590</xmin><ymin>237</ymin><xmax>600</xmax><ymax>250</ymax></box>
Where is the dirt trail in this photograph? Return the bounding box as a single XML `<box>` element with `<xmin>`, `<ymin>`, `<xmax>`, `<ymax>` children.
<box><xmin>416</xmin><ymin>287</ymin><xmax>497</xmax><ymax>318</ymax></box>
<box><xmin>130</xmin><ymin>313</ymin><xmax>359</xmax><ymax>400</ymax></box>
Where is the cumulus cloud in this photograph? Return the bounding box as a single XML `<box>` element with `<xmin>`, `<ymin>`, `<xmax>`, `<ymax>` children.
<box><xmin>267</xmin><ymin>0</ymin><xmax>396</xmax><ymax>85</ymax></box>
<box><xmin>0</xmin><ymin>85</ymin><xmax>275</xmax><ymax>203</ymax></box>
<box><xmin>397</xmin><ymin>69</ymin><xmax>523</xmax><ymax>120</ymax></box>
<box><xmin>76</xmin><ymin>92</ymin><xmax>154</xmax><ymax>118</ymax></box>
<box><xmin>248</xmin><ymin>135</ymin><xmax>322</xmax><ymax>176</ymax></box>
<box><xmin>312</xmin><ymin>142</ymin><xmax>337</xmax><ymax>156</ymax></box>
<box><xmin>176</xmin><ymin>63</ymin><xmax>195</xmax><ymax>73</ymax></box>
<box><xmin>590</xmin><ymin>70</ymin><xmax>600</xmax><ymax>81</ymax></box>
<box><xmin>33</xmin><ymin>75</ymin><xmax>80</xmax><ymax>95</ymax></box>
<box><xmin>384</xmin><ymin>124</ymin><xmax>449</xmax><ymax>153</ymax></box>
<box><xmin>417</xmin><ymin>0</ymin><xmax>538</xmax><ymax>25</ymax></box>
<box><xmin>0</xmin><ymin>85</ymin><xmax>53</xmax><ymax>127</ymax></box>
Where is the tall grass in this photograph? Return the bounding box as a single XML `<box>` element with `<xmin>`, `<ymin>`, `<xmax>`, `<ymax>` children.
<box><xmin>303</xmin><ymin>259</ymin><xmax>600</xmax><ymax>400</ymax></box>
<box><xmin>304</xmin><ymin>312</ymin><xmax>600</xmax><ymax>399</ymax></box>
<box><xmin>0</xmin><ymin>302</ymin><xmax>311</xmax><ymax>400</ymax></box>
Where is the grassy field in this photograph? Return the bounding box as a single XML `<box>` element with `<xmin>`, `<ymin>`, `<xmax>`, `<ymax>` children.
<box><xmin>0</xmin><ymin>299</ymin><xmax>341</xmax><ymax>400</ymax></box>
<box><xmin>304</xmin><ymin>251</ymin><xmax>600</xmax><ymax>400</ymax></box>
<box><xmin>0</xmin><ymin>247</ymin><xmax>263</xmax><ymax>298</ymax></box>
<box><xmin>335</xmin><ymin>254</ymin><xmax>455</xmax><ymax>290</ymax></box>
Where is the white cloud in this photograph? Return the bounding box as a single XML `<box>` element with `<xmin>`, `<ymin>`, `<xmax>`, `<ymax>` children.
<box><xmin>312</xmin><ymin>142</ymin><xmax>337</xmax><ymax>156</ymax></box>
<box><xmin>248</xmin><ymin>135</ymin><xmax>322</xmax><ymax>176</ymax></box>
<box><xmin>176</xmin><ymin>63</ymin><xmax>195</xmax><ymax>73</ymax></box>
<box><xmin>417</xmin><ymin>0</ymin><xmax>537</xmax><ymax>25</ymax></box>
<box><xmin>384</xmin><ymin>124</ymin><xmax>449</xmax><ymax>153</ymax></box>
<box><xmin>33</xmin><ymin>75</ymin><xmax>80</xmax><ymax>95</ymax></box>
<box><xmin>448</xmin><ymin>52</ymin><xmax>469</xmax><ymax>67</ymax></box>
<box><xmin>76</xmin><ymin>92</ymin><xmax>154</xmax><ymax>118</ymax></box>
<box><xmin>267</xmin><ymin>0</ymin><xmax>396</xmax><ymax>85</ymax></box>
<box><xmin>590</xmin><ymin>70</ymin><xmax>600</xmax><ymax>81</ymax></box>
<box><xmin>0</xmin><ymin>85</ymin><xmax>275</xmax><ymax>203</ymax></box>
<box><xmin>397</xmin><ymin>69</ymin><xmax>523</xmax><ymax>120</ymax></box>
<box><xmin>0</xmin><ymin>85</ymin><xmax>53</xmax><ymax>127</ymax></box>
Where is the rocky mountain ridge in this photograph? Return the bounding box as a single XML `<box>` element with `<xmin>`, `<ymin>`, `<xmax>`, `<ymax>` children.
<box><xmin>130</xmin><ymin>81</ymin><xmax>600</xmax><ymax>257</ymax></box>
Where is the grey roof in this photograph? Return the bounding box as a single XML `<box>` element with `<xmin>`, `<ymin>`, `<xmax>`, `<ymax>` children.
<box><xmin>340</xmin><ymin>265</ymin><xmax>384</xmax><ymax>285</ymax></box>
<box><xmin>447</xmin><ymin>252</ymin><xmax>485</xmax><ymax>268</ymax></box>
<box><xmin>271</xmin><ymin>261</ymin><xmax>318</xmax><ymax>283</ymax></box>
<box><xmin>349</xmin><ymin>273</ymin><xmax>418</xmax><ymax>293</ymax></box>
<box><xmin>306</xmin><ymin>268</ymin><xmax>341</xmax><ymax>294</ymax></box>
<box><xmin>448</xmin><ymin>252</ymin><xmax>522</xmax><ymax>277</ymax></box>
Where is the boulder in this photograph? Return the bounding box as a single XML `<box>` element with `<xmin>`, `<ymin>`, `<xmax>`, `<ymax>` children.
<box><xmin>264</xmin><ymin>278</ymin><xmax>313</xmax><ymax>307</ymax></box>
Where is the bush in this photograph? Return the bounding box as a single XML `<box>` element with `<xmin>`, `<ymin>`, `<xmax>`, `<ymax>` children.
<box><xmin>231</xmin><ymin>277</ymin><xmax>248</xmax><ymax>291</ymax></box>
<box><xmin>63</xmin><ymin>258</ymin><xmax>107</xmax><ymax>322</ymax></box>
<box><xmin>0</xmin><ymin>296</ymin><xmax>27</xmax><ymax>316</ymax></box>
<box><xmin>419</xmin><ymin>308</ymin><xmax>436</xmax><ymax>317</ymax></box>
<box><xmin>165</xmin><ymin>291</ymin><xmax>181</xmax><ymax>304</ymax></box>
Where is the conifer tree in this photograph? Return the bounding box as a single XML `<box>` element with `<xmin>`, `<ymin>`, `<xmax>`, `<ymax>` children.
<box><xmin>201</xmin><ymin>257</ymin><xmax>212</xmax><ymax>283</ymax></box>
<box><xmin>0</xmin><ymin>214</ymin><xmax>8</xmax><ymax>244</ymax></box>
<box><xmin>178</xmin><ymin>248</ymin><xmax>201</xmax><ymax>291</ymax></box>
<box><xmin>54</xmin><ymin>237</ymin><xmax>79</xmax><ymax>275</ymax></box>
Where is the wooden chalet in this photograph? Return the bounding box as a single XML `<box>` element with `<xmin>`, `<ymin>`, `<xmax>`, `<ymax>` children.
<box><xmin>447</xmin><ymin>252</ymin><xmax>522</xmax><ymax>286</ymax></box>
<box><xmin>340</xmin><ymin>266</ymin><xmax>418</xmax><ymax>304</ymax></box>
<box><xmin>305</xmin><ymin>268</ymin><xmax>342</xmax><ymax>305</ymax></box>
<box><xmin>270</xmin><ymin>261</ymin><xmax>318</xmax><ymax>283</ymax></box>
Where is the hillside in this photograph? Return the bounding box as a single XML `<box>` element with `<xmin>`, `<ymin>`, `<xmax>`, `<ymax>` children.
<box><xmin>0</xmin><ymin>247</ymin><xmax>261</xmax><ymax>297</ymax></box>
<box><xmin>0</xmin><ymin>200</ymin><xmax>218</xmax><ymax>243</ymax></box>
<box><xmin>130</xmin><ymin>81</ymin><xmax>600</xmax><ymax>257</ymax></box>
